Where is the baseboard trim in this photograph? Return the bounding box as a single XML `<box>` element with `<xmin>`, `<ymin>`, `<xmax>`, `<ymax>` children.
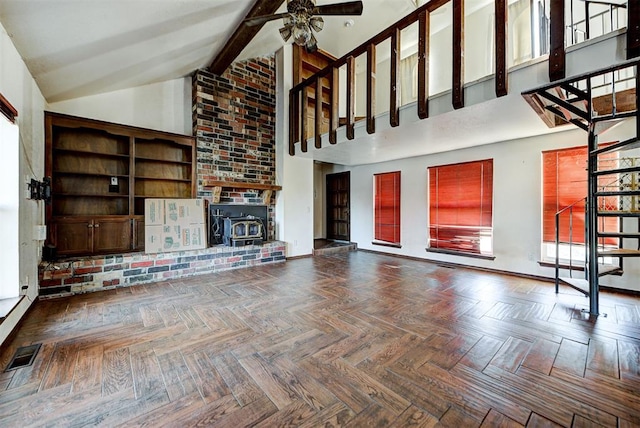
<box><xmin>0</xmin><ymin>295</ymin><xmax>38</xmax><ymax>354</ymax></box>
<box><xmin>358</xmin><ymin>248</ymin><xmax>640</xmax><ymax>296</ymax></box>
<box><xmin>286</xmin><ymin>254</ymin><xmax>313</xmax><ymax>260</ymax></box>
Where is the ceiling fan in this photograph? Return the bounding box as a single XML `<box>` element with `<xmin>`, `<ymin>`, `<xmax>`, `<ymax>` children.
<box><xmin>244</xmin><ymin>0</ymin><xmax>364</xmax><ymax>53</ymax></box>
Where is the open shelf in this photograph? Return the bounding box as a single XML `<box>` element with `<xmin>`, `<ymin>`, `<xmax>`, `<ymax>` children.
<box><xmin>46</xmin><ymin>112</ymin><xmax>196</xmax><ymax>256</ymax></box>
<box><xmin>53</xmin><ymin>147</ymin><xmax>129</xmax><ymax>159</ymax></box>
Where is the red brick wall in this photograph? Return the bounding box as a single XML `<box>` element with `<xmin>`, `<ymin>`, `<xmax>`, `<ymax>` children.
<box><xmin>192</xmin><ymin>57</ymin><xmax>277</xmax><ymax>239</ymax></box>
<box><xmin>39</xmin><ymin>242</ymin><xmax>286</xmax><ymax>296</ymax></box>
<box><xmin>192</xmin><ymin>57</ymin><xmax>277</xmax><ymax>200</ymax></box>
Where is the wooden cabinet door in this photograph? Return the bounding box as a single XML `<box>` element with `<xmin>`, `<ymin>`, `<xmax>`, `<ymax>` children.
<box><xmin>94</xmin><ymin>218</ymin><xmax>132</xmax><ymax>254</ymax></box>
<box><xmin>50</xmin><ymin>218</ymin><xmax>93</xmax><ymax>256</ymax></box>
<box><xmin>132</xmin><ymin>218</ymin><xmax>145</xmax><ymax>251</ymax></box>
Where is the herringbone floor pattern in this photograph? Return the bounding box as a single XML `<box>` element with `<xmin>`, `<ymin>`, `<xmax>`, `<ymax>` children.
<box><xmin>1</xmin><ymin>251</ymin><xmax>639</xmax><ymax>427</ymax></box>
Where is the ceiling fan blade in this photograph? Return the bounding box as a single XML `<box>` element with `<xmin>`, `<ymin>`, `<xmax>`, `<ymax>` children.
<box><xmin>243</xmin><ymin>12</ymin><xmax>290</xmax><ymax>27</ymax></box>
<box><xmin>313</xmin><ymin>1</ymin><xmax>363</xmax><ymax>16</ymax></box>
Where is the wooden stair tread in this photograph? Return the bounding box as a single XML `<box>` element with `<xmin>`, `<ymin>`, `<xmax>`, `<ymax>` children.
<box><xmin>597</xmin><ymin>211</ymin><xmax>640</xmax><ymax>217</ymax></box>
<box><xmin>595</xmin><ymin>190</ymin><xmax>640</xmax><ymax>196</ymax></box>
<box><xmin>598</xmin><ymin>264</ymin><xmax>623</xmax><ymax>276</ymax></box>
<box><xmin>598</xmin><ymin>249</ymin><xmax>640</xmax><ymax>257</ymax></box>
<box><xmin>597</xmin><ymin>232</ymin><xmax>640</xmax><ymax>238</ymax></box>
<box><xmin>558</xmin><ymin>277</ymin><xmax>589</xmax><ymax>296</ymax></box>
<box><xmin>594</xmin><ymin>166</ymin><xmax>640</xmax><ymax>176</ymax></box>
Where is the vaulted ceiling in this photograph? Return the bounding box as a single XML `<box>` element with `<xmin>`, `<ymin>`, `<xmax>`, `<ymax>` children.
<box><xmin>0</xmin><ymin>0</ymin><xmax>419</xmax><ymax>103</ymax></box>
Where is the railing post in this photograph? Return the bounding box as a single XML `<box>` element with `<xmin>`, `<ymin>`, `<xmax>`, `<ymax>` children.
<box><xmin>315</xmin><ymin>75</ymin><xmax>322</xmax><ymax>149</ymax></box>
<box><xmin>390</xmin><ymin>28</ymin><xmax>401</xmax><ymax>128</ymax></box>
<box><xmin>628</xmin><ymin>0</ymin><xmax>640</xmax><ymax>59</ymax></box>
<box><xmin>495</xmin><ymin>0</ymin><xmax>508</xmax><ymax>97</ymax></box>
<box><xmin>452</xmin><ymin>0</ymin><xmax>464</xmax><ymax>109</ymax></box>
<box><xmin>549</xmin><ymin>0</ymin><xmax>566</xmax><ymax>81</ymax></box>
<box><xmin>288</xmin><ymin>90</ymin><xmax>298</xmax><ymax>156</ymax></box>
<box><xmin>301</xmin><ymin>86</ymin><xmax>308</xmax><ymax>153</ymax></box>
<box><xmin>329</xmin><ymin>67</ymin><xmax>339</xmax><ymax>145</ymax></box>
<box><xmin>587</xmin><ymin>127</ymin><xmax>600</xmax><ymax>315</ymax></box>
<box><xmin>555</xmin><ymin>210</ymin><xmax>560</xmax><ymax>293</ymax></box>
<box><xmin>346</xmin><ymin>56</ymin><xmax>355</xmax><ymax>140</ymax></box>
<box><xmin>366</xmin><ymin>43</ymin><xmax>377</xmax><ymax>134</ymax></box>
<box><xmin>585</xmin><ymin>1</ymin><xmax>590</xmax><ymax>40</ymax></box>
<box><xmin>569</xmin><ymin>206</ymin><xmax>574</xmax><ymax>277</ymax></box>
<box><xmin>417</xmin><ymin>10</ymin><xmax>430</xmax><ymax>119</ymax></box>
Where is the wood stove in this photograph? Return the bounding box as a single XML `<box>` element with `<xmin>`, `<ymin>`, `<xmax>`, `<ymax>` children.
<box><xmin>223</xmin><ymin>216</ymin><xmax>264</xmax><ymax>247</ymax></box>
<box><xmin>209</xmin><ymin>204</ymin><xmax>268</xmax><ymax>246</ymax></box>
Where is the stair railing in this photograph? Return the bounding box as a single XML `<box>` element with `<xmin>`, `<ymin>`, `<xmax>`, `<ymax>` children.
<box><xmin>554</xmin><ymin>198</ymin><xmax>588</xmax><ymax>291</ymax></box>
<box><xmin>567</xmin><ymin>0</ymin><xmax>627</xmax><ymax>46</ymax></box>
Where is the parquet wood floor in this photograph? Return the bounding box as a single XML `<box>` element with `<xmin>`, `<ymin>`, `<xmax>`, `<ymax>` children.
<box><xmin>1</xmin><ymin>251</ymin><xmax>639</xmax><ymax>427</ymax></box>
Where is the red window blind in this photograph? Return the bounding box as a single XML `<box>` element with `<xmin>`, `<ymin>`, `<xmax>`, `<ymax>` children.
<box><xmin>542</xmin><ymin>145</ymin><xmax>617</xmax><ymax>245</ymax></box>
<box><xmin>428</xmin><ymin>159</ymin><xmax>493</xmax><ymax>254</ymax></box>
<box><xmin>374</xmin><ymin>171</ymin><xmax>401</xmax><ymax>244</ymax></box>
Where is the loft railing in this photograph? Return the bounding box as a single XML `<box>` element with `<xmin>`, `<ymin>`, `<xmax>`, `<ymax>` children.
<box><xmin>566</xmin><ymin>0</ymin><xmax>628</xmax><ymax>46</ymax></box>
<box><xmin>288</xmin><ymin>0</ymin><xmax>639</xmax><ymax>156</ymax></box>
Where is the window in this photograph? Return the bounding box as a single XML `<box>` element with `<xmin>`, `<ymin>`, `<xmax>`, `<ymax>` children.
<box><xmin>428</xmin><ymin>159</ymin><xmax>493</xmax><ymax>256</ymax></box>
<box><xmin>542</xmin><ymin>145</ymin><xmax>617</xmax><ymax>261</ymax></box>
<box><xmin>0</xmin><ymin>93</ymin><xmax>19</xmax><ymax>299</ymax></box>
<box><xmin>373</xmin><ymin>171</ymin><xmax>401</xmax><ymax>246</ymax></box>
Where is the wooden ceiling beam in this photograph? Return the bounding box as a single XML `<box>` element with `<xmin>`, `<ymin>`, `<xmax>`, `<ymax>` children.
<box><xmin>208</xmin><ymin>0</ymin><xmax>286</xmax><ymax>76</ymax></box>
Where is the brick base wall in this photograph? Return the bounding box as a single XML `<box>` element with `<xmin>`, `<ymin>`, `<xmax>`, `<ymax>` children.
<box><xmin>39</xmin><ymin>241</ymin><xmax>285</xmax><ymax>297</ymax></box>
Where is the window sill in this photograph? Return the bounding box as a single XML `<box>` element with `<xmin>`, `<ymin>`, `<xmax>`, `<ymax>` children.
<box><xmin>372</xmin><ymin>241</ymin><xmax>402</xmax><ymax>249</ymax></box>
<box><xmin>0</xmin><ymin>296</ymin><xmax>24</xmax><ymax>322</ymax></box>
<box><xmin>426</xmin><ymin>247</ymin><xmax>496</xmax><ymax>260</ymax></box>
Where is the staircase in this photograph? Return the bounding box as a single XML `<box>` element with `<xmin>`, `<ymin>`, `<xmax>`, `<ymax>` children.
<box><xmin>523</xmin><ymin>59</ymin><xmax>640</xmax><ymax>316</ymax></box>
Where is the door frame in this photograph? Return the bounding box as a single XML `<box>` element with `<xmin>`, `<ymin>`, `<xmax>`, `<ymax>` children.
<box><xmin>326</xmin><ymin>171</ymin><xmax>350</xmax><ymax>241</ymax></box>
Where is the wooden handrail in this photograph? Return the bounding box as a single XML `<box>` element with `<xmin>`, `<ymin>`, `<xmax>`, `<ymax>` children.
<box><xmin>288</xmin><ymin>0</ymin><xmax>637</xmax><ymax>156</ymax></box>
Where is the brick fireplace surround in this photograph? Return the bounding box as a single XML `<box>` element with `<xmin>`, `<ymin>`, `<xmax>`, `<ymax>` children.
<box><xmin>39</xmin><ymin>56</ymin><xmax>285</xmax><ymax>296</ymax></box>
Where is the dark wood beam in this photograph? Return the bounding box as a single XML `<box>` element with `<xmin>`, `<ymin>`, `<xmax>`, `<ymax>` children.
<box><xmin>209</xmin><ymin>0</ymin><xmax>285</xmax><ymax>76</ymax></box>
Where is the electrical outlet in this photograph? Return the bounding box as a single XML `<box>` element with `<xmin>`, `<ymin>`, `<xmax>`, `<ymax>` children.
<box><xmin>34</xmin><ymin>225</ymin><xmax>47</xmax><ymax>241</ymax></box>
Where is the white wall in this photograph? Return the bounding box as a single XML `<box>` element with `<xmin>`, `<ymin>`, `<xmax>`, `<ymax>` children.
<box><xmin>0</xmin><ymin>20</ymin><xmax>46</xmax><ymax>344</ymax></box>
<box><xmin>321</xmin><ymin>119</ymin><xmax>640</xmax><ymax>292</ymax></box>
<box><xmin>276</xmin><ymin>45</ymin><xmax>314</xmax><ymax>257</ymax></box>
<box><xmin>47</xmin><ymin>78</ymin><xmax>192</xmax><ymax>135</ymax></box>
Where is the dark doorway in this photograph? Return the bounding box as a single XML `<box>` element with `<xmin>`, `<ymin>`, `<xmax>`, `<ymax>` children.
<box><xmin>326</xmin><ymin>171</ymin><xmax>350</xmax><ymax>241</ymax></box>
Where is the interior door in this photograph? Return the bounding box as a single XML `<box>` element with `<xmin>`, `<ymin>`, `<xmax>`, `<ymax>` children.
<box><xmin>326</xmin><ymin>171</ymin><xmax>350</xmax><ymax>241</ymax></box>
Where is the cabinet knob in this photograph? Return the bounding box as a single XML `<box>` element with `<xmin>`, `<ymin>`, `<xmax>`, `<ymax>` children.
<box><xmin>88</xmin><ymin>224</ymin><xmax>94</xmax><ymax>228</ymax></box>
<box><xmin>94</xmin><ymin>224</ymin><xmax>100</xmax><ymax>228</ymax></box>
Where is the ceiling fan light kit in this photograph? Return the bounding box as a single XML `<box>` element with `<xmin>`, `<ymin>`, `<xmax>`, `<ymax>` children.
<box><xmin>245</xmin><ymin>0</ymin><xmax>363</xmax><ymax>52</ymax></box>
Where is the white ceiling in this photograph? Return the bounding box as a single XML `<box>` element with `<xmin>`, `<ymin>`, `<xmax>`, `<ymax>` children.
<box><xmin>0</xmin><ymin>0</ymin><xmax>577</xmax><ymax>166</ymax></box>
<box><xmin>0</xmin><ymin>0</ymin><xmax>419</xmax><ymax>103</ymax></box>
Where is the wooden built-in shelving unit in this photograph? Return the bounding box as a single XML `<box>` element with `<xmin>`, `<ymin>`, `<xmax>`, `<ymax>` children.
<box><xmin>45</xmin><ymin>112</ymin><xmax>196</xmax><ymax>256</ymax></box>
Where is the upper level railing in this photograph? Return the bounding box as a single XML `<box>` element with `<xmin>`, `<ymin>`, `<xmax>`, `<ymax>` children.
<box><xmin>288</xmin><ymin>0</ymin><xmax>639</xmax><ymax>156</ymax></box>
